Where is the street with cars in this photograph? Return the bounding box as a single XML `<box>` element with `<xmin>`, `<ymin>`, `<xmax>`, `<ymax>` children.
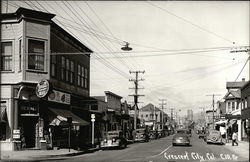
<box><xmin>45</xmin><ymin>129</ymin><xmax>248</xmax><ymax>162</ymax></box>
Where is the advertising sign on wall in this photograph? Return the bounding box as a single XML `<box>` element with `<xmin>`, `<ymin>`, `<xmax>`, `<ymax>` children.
<box><xmin>48</xmin><ymin>90</ymin><xmax>71</xmax><ymax>105</ymax></box>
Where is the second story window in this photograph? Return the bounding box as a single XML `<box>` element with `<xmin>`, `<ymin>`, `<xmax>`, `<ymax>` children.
<box><xmin>66</xmin><ymin>59</ymin><xmax>70</xmax><ymax>82</ymax></box>
<box><xmin>84</xmin><ymin>68</ymin><xmax>88</xmax><ymax>88</ymax></box>
<box><xmin>228</xmin><ymin>102</ymin><xmax>231</xmax><ymax>112</ymax></box>
<box><xmin>28</xmin><ymin>39</ymin><xmax>45</xmax><ymax>71</ymax></box>
<box><xmin>77</xmin><ymin>65</ymin><xmax>81</xmax><ymax>86</ymax></box>
<box><xmin>61</xmin><ymin>56</ymin><xmax>65</xmax><ymax>80</ymax></box>
<box><xmin>1</xmin><ymin>42</ymin><xmax>12</xmax><ymax>71</ymax></box>
<box><xmin>232</xmin><ymin>101</ymin><xmax>235</xmax><ymax>111</ymax></box>
<box><xmin>19</xmin><ymin>39</ymin><xmax>22</xmax><ymax>71</ymax></box>
<box><xmin>51</xmin><ymin>55</ymin><xmax>56</xmax><ymax>77</ymax></box>
<box><xmin>81</xmin><ymin>66</ymin><xmax>84</xmax><ymax>87</ymax></box>
<box><xmin>70</xmin><ymin>61</ymin><xmax>74</xmax><ymax>84</ymax></box>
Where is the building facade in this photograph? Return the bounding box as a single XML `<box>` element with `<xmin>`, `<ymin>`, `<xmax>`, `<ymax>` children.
<box><xmin>0</xmin><ymin>8</ymin><xmax>94</xmax><ymax>151</ymax></box>
<box><xmin>223</xmin><ymin>80</ymin><xmax>246</xmax><ymax>141</ymax></box>
<box><xmin>138</xmin><ymin>103</ymin><xmax>168</xmax><ymax>130</ymax></box>
<box><xmin>241</xmin><ymin>81</ymin><xmax>250</xmax><ymax>142</ymax></box>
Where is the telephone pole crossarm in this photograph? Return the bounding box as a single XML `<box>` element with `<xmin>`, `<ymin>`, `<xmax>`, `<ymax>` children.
<box><xmin>129</xmin><ymin>70</ymin><xmax>145</xmax><ymax>130</ymax></box>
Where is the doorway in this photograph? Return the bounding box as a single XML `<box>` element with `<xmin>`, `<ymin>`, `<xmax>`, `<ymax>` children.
<box><xmin>21</xmin><ymin>116</ymin><xmax>38</xmax><ymax>148</ymax></box>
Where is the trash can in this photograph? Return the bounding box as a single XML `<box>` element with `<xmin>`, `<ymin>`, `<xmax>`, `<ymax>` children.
<box><xmin>40</xmin><ymin>140</ymin><xmax>47</xmax><ymax>150</ymax></box>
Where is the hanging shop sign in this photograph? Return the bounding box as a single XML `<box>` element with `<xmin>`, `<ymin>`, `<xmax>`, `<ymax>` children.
<box><xmin>36</xmin><ymin>79</ymin><xmax>51</xmax><ymax>98</ymax></box>
<box><xmin>20</xmin><ymin>102</ymin><xmax>39</xmax><ymax>116</ymax></box>
<box><xmin>48</xmin><ymin>90</ymin><xmax>71</xmax><ymax>105</ymax></box>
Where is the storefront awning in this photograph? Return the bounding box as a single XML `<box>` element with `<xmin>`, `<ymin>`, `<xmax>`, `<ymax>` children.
<box><xmin>227</xmin><ymin>119</ymin><xmax>237</xmax><ymax>127</ymax></box>
<box><xmin>49</xmin><ymin>108</ymin><xmax>89</xmax><ymax>126</ymax></box>
<box><xmin>215</xmin><ymin>120</ymin><xmax>227</xmax><ymax>125</ymax></box>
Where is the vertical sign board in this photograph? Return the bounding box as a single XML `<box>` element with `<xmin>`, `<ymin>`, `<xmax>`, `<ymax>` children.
<box><xmin>91</xmin><ymin>114</ymin><xmax>95</xmax><ymax>146</ymax></box>
<box><xmin>13</xmin><ymin>129</ymin><xmax>20</xmax><ymax>139</ymax></box>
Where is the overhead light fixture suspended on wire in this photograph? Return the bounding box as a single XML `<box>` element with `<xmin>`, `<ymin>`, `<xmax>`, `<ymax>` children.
<box><xmin>121</xmin><ymin>42</ymin><xmax>132</xmax><ymax>51</ymax></box>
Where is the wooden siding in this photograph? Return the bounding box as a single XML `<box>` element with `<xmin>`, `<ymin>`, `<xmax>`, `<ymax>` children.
<box><xmin>1</xmin><ymin>22</ymin><xmax>23</xmax><ymax>84</ymax></box>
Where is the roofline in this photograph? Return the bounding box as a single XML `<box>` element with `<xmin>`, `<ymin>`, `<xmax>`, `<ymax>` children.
<box><xmin>2</xmin><ymin>7</ymin><xmax>93</xmax><ymax>53</ymax></box>
<box><xmin>104</xmin><ymin>91</ymin><xmax>123</xmax><ymax>99</ymax></box>
<box><xmin>1</xmin><ymin>7</ymin><xmax>55</xmax><ymax>22</ymax></box>
<box><xmin>241</xmin><ymin>80</ymin><xmax>250</xmax><ymax>90</ymax></box>
<box><xmin>51</xmin><ymin>22</ymin><xmax>93</xmax><ymax>53</ymax></box>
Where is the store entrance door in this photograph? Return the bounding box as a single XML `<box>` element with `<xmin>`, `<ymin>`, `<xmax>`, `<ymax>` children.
<box><xmin>21</xmin><ymin>116</ymin><xmax>38</xmax><ymax>148</ymax></box>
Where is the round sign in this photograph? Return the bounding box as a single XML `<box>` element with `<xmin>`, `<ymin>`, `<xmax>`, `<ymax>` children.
<box><xmin>36</xmin><ymin>79</ymin><xmax>50</xmax><ymax>98</ymax></box>
<box><xmin>91</xmin><ymin>118</ymin><xmax>95</xmax><ymax>122</ymax></box>
<box><xmin>91</xmin><ymin>114</ymin><xmax>95</xmax><ymax>119</ymax></box>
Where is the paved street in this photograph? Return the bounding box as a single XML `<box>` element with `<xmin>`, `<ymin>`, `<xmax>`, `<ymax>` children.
<box><xmin>45</xmin><ymin>133</ymin><xmax>248</xmax><ymax>162</ymax></box>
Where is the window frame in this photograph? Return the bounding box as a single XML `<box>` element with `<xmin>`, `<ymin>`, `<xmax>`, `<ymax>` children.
<box><xmin>18</xmin><ymin>39</ymin><xmax>22</xmax><ymax>72</ymax></box>
<box><xmin>51</xmin><ymin>54</ymin><xmax>57</xmax><ymax>77</ymax></box>
<box><xmin>27</xmin><ymin>38</ymin><xmax>46</xmax><ymax>72</ymax></box>
<box><xmin>1</xmin><ymin>41</ymin><xmax>13</xmax><ymax>72</ymax></box>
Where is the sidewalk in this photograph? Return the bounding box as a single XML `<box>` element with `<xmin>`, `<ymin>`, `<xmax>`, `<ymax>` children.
<box><xmin>0</xmin><ymin>147</ymin><xmax>100</xmax><ymax>161</ymax></box>
<box><xmin>223</xmin><ymin>140</ymin><xmax>249</xmax><ymax>159</ymax></box>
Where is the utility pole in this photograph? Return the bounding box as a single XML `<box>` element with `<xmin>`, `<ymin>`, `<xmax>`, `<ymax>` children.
<box><xmin>159</xmin><ymin>99</ymin><xmax>167</xmax><ymax>130</ymax></box>
<box><xmin>206</xmin><ymin>94</ymin><xmax>221</xmax><ymax>129</ymax></box>
<box><xmin>230</xmin><ymin>47</ymin><xmax>250</xmax><ymax>78</ymax></box>
<box><xmin>129</xmin><ymin>70</ymin><xmax>145</xmax><ymax>130</ymax></box>
<box><xmin>170</xmin><ymin>108</ymin><xmax>174</xmax><ymax>121</ymax></box>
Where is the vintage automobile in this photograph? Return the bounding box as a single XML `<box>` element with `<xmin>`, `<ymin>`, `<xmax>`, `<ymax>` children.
<box><xmin>198</xmin><ymin>130</ymin><xmax>206</xmax><ymax>139</ymax></box>
<box><xmin>135</xmin><ymin>128</ymin><xmax>149</xmax><ymax>142</ymax></box>
<box><xmin>100</xmin><ymin>130</ymin><xmax>127</xmax><ymax>149</ymax></box>
<box><xmin>172</xmin><ymin>129</ymin><xmax>190</xmax><ymax>146</ymax></box>
<box><xmin>187</xmin><ymin>129</ymin><xmax>192</xmax><ymax>137</ymax></box>
<box><xmin>149</xmin><ymin>130</ymin><xmax>158</xmax><ymax>140</ymax></box>
<box><xmin>204</xmin><ymin>129</ymin><xmax>223</xmax><ymax>145</ymax></box>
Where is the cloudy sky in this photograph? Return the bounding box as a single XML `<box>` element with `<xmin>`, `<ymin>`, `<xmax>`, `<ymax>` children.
<box><xmin>3</xmin><ymin>1</ymin><xmax>249</xmax><ymax>116</ymax></box>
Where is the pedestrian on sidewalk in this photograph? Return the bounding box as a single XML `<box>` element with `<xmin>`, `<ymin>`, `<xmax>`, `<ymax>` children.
<box><xmin>232</xmin><ymin>131</ymin><xmax>238</xmax><ymax>146</ymax></box>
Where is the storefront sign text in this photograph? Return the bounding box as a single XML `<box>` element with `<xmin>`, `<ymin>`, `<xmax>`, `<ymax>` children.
<box><xmin>48</xmin><ymin>90</ymin><xmax>71</xmax><ymax>105</ymax></box>
<box><xmin>36</xmin><ymin>79</ymin><xmax>50</xmax><ymax>98</ymax></box>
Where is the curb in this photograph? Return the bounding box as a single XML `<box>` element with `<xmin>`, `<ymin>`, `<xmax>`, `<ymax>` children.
<box><xmin>0</xmin><ymin>147</ymin><xmax>101</xmax><ymax>161</ymax></box>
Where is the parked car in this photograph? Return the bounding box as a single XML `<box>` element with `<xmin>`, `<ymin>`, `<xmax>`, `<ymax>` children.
<box><xmin>172</xmin><ymin>129</ymin><xmax>190</xmax><ymax>146</ymax></box>
<box><xmin>204</xmin><ymin>129</ymin><xmax>223</xmax><ymax>145</ymax></box>
<box><xmin>187</xmin><ymin>129</ymin><xmax>192</xmax><ymax>137</ymax></box>
<box><xmin>100</xmin><ymin>130</ymin><xmax>127</xmax><ymax>149</ymax></box>
<box><xmin>149</xmin><ymin>130</ymin><xmax>157</xmax><ymax>140</ymax></box>
<box><xmin>198</xmin><ymin>130</ymin><xmax>206</xmax><ymax>139</ymax></box>
<box><xmin>135</xmin><ymin>128</ymin><xmax>149</xmax><ymax>142</ymax></box>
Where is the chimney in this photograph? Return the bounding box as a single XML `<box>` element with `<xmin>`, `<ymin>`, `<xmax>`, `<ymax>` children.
<box><xmin>242</xmin><ymin>78</ymin><xmax>245</xmax><ymax>82</ymax></box>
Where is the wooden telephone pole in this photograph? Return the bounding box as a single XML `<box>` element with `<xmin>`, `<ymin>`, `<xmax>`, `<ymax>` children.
<box><xmin>129</xmin><ymin>70</ymin><xmax>145</xmax><ymax>130</ymax></box>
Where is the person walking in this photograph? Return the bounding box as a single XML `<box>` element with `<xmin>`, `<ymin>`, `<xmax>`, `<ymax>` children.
<box><xmin>232</xmin><ymin>131</ymin><xmax>238</xmax><ymax>146</ymax></box>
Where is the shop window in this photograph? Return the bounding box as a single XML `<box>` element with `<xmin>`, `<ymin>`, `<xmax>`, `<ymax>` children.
<box><xmin>1</xmin><ymin>42</ymin><xmax>12</xmax><ymax>71</ymax></box>
<box><xmin>28</xmin><ymin>39</ymin><xmax>45</xmax><ymax>71</ymax></box>
<box><xmin>0</xmin><ymin>101</ymin><xmax>7</xmax><ymax>141</ymax></box>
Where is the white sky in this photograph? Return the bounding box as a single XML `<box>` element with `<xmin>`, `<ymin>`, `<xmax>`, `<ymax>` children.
<box><xmin>3</xmin><ymin>1</ymin><xmax>250</xmax><ymax>116</ymax></box>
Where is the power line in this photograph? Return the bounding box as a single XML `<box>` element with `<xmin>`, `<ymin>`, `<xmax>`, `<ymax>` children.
<box><xmin>146</xmin><ymin>1</ymin><xmax>236</xmax><ymax>45</ymax></box>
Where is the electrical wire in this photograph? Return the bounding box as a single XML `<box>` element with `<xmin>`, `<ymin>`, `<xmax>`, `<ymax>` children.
<box><xmin>146</xmin><ymin>1</ymin><xmax>236</xmax><ymax>45</ymax></box>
